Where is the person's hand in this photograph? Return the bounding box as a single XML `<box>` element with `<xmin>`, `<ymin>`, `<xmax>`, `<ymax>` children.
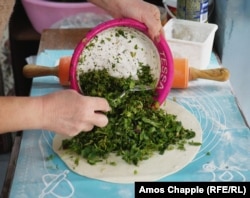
<box><xmin>41</xmin><ymin>89</ymin><xmax>110</xmax><ymax>136</ymax></box>
<box><xmin>89</xmin><ymin>0</ymin><xmax>163</xmax><ymax>41</ymax></box>
<box><xmin>114</xmin><ymin>0</ymin><xmax>163</xmax><ymax>41</ymax></box>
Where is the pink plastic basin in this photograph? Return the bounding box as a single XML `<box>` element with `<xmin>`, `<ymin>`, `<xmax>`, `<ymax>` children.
<box><xmin>21</xmin><ymin>0</ymin><xmax>108</xmax><ymax>33</ymax></box>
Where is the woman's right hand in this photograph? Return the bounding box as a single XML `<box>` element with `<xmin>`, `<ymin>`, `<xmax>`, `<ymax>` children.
<box><xmin>41</xmin><ymin>89</ymin><xmax>111</xmax><ymax>136</ymax></box>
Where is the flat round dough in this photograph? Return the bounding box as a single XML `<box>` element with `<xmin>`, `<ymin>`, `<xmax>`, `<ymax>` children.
<box><xmin>53</xmin><ymin>100</ymin><xmax>202</xmax><ymax>183</ymax></box>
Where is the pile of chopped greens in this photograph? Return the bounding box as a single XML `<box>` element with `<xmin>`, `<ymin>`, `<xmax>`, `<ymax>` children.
<box><xmin>62</xmin><ymin>65</ymin><xmax>196</xmax><ymax>166</ymax></box>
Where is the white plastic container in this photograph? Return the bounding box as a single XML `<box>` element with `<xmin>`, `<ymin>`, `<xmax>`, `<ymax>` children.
<box><xmin>164</xmin><ymin>18</ymin><xmax>218</xmax><ymax>69</ymax></box>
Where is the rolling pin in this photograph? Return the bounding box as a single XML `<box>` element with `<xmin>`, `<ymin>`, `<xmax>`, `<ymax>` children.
<box><xmin>23</xmin><ymin>57</ymin><xmax>230</xmax><ymax>88</ymax></box>
<box><xmin>23</xmin><ymin>56</ymin><xmax>72</xmax><ymax>86</ymax></box>
<box><xmin>173</xmin><ymin>58</ymin><xmax>230</xmax><ymax>88</ymax></box>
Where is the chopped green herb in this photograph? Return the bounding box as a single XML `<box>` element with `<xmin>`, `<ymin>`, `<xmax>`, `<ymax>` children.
<box><xmin>85</xmin><ymin>42</ymin><xmax>95</xmax><ymax>50</ymax></box>
<box><xmin>106</xmin><ymin>37</ymin><xmax>111</xmax><ymax>41</ymax></box>
<box><xmin>188</xmin><ymin>141</ymin><xmax>202</xmax><ymax>146</ymax></box>
<box><xmin>115</xmin><ymin>29</ymin><xmax>127</xmax><ymax>38</ymax></box>
<box><xmin>45</xmin><ymin>154</ymin><xmax>55</xmax><ymax>161</ymax></box>
<box><xmin>109</xmin><ymin>161</ymin><xmax>117</xmax><ymax>166</ymax></box>
<box><xmin>130</xmin><ymin>51</ymin><xmax>136</xmax><ymax>58</ymax></box>
<box><xmin>62</xmin><ymin>65</ymin><xmax>197</xmax><ymax>166</ymax></box>
<box><xmin>74</xmin><ymin>157</ymin><xmax>80</xmax><ymax>166</ymax></box>
<box><xmin>100</xmin><ymin>39</ymin><xmax>105</xmax><ymax>44</ymax></box>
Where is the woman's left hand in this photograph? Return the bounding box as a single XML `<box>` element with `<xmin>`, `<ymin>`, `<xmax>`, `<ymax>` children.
<box><xmin>89</xmin><ymin>0</ymin><xmax>163</xmax><ymax>41</ymax></box>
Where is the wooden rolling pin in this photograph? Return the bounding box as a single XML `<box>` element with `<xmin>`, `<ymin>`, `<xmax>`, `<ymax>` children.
<box><xmin>23</xmin><ymin>56</ymin><xmax>71</xmax><ymax>86</ymax></box>
<box><xmin>173</xmin><ymin>58</ymin><xmax>230</xmax><ymax>88</ymax></box>
<box><xmin>23</xmin><ymin>57</ymin><xmax>230</xmax><ymax>88</ymax></box>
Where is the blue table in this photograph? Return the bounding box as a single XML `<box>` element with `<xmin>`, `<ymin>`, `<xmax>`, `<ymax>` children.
<box><xmin>8</xmin><ymin>49</ymin><xmax>250</xmax><ymax>198</ymax></box>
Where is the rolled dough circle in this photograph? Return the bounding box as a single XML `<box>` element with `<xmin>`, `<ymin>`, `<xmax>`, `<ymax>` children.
<box><xmin>53</xmin><ymin>100</ymin><xmax>202</xmax><ymax>183</ymax></box>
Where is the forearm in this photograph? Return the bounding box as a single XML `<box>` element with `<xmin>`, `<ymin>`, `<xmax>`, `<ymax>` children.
<box><xmin>88</xmin><ymin>0</ymin><xmax>120</xmax><ymax>17</ymax></box>
<box><xmin>0</xmin><ymin>97</ymin><xmax>43</xmax><ymax>134</ymax></box>
<box><xmin>88</xmin><ymin>0</ymin><xmax>141</xmax><ymax>18</ymax></box>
